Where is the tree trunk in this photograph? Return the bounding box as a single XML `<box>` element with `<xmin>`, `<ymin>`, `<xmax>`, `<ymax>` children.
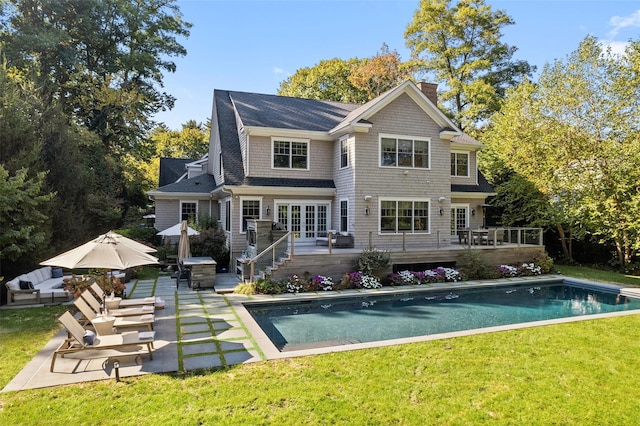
<box><xmin>557</xmin><ymin>224</ymin><xmax>571</xmax><ymax>261</ymax></box>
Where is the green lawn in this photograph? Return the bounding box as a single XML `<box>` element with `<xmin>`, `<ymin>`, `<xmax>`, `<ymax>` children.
<box><xmin>2</xmin><ymin>267</ymin><xmax>640</xmax><ymax>424</ymax></box>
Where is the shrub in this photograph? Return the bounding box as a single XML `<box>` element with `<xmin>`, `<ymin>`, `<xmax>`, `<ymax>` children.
<box><xmin>233</xmin><ymin>282</ymin><xmax>256</xmax><ymax>295</ymax></box>
<box><xmin>190</xmin><ymin>227</ymin><xmax>230</xmax><ymax>271</ymax></box>
<box><xmin>533</xmin><ymin>251</ymin><xmax>554</xmax><ymax>274</ymax></box>
<box><xmin>357</xmin><ymin>248</ymin><xmax>390</xmax><ymax>276</ymax></box>
<box><xmin>254</xmin><ymin>277</ymin><xmax>285</xmax><ymax>294</ymax></box>
<box><xmin>458</xmin><ymin>248</ymin><xmax>494</xmax><ymax>280</ymax></box>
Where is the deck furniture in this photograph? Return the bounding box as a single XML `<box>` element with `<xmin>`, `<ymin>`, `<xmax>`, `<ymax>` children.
<box><xmin>51</xmin><ymin>311</ymin><xmax>154</xmax><ymax>372</ymax></box>
<box><xmin>81</xmin><ymin>290</ymin><xmax>155</xmax><ymax>317</ymax></box>
<box><xmin>90</xmin><ymin>283</ymin><xmax>155</xmax><ymax>308</ymax></box>
<box><xmin>315</xmin><ymin>230</ymin><xmax>337</xmax><ymax>246</ymax></box>
<box><xmin>74</xmin><ymin>297</ymin><xmax>154</xmax><ymax>334</ymax></box>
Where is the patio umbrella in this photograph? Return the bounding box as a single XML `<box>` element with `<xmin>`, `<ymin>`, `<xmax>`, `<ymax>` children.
<box><xmin>177</xmin><ymin>220</ymin><xmax>192</xmax><ymax>261</ymax></box>
<box><xmin>156</xmin><ymin>222</ymin><xmax>199</xmax><ymax>238</ymax></box>
<box><xmin>40</xmin><ymin>233</ymin><xmax>159</xmax><ymax>270</ymax></box>
<box><xmin>103</xmin><ymin>231</ymin><xmax>157</xmax><ymax>253</ymax></box>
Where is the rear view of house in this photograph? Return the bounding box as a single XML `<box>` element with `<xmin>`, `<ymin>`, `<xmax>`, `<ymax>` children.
<box><xmin>149</xmin><ymin>80</ymin><xmax>538</xmax><ymax>277</ymax></box>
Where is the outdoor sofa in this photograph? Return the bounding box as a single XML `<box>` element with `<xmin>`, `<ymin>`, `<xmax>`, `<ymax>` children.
<box><xmin>4</xmin><ymin>266</ymin><xmax>72</xmax><ymax>306</ymax></box>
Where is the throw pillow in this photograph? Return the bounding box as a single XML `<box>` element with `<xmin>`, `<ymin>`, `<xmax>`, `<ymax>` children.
<box><xmin>83</xmin><ymin>330</ymin><xmax>96</xmax><ymax>345</ymax></box>
<box><xmin>19</xmin><ymin>280</ymin><xmax>34</xmax><ymax>290</ymax></box>
<box><xmin>52</xmin><ymin>268</ymin><xmax>64</xmax><ymax>278</ymax></box>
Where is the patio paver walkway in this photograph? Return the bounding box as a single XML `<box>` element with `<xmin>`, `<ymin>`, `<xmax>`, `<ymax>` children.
<box><xmin>2</xmin><ymin>274</ymin><xmax>263</xmax><ymax>392</ymax></box>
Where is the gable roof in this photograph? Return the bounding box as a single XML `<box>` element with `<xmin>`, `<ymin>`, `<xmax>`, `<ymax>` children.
<box><xmin>158</xmin><ymin>158</ymin><xmax>193</xmax><ymax>187</ymax></box>
<box><xmin>330</xmin><ymin>80</ymin><xmax>461</xmax><ymax>136</ymax></box>
<box><xmin>149</xmin><ymin>174</ymin><xmax>218</xmax><ymax>196</ymax></box>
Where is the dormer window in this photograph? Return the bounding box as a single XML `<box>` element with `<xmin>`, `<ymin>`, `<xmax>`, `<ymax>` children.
<box><xmin>272</xmin><ymin>138</ymin><xmax>309</xmax><ymax>170</ymax></box>
<box><xmin>451</xmin><ymin>152</ymin><xmax>469</xmax><ymax>177</ymax></box>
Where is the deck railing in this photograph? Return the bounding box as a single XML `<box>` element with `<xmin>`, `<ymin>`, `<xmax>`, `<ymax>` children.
<box><xmin>248</xmin><ymin>231</ymin><xmax>291</xmax><ymax>278</ymax></box>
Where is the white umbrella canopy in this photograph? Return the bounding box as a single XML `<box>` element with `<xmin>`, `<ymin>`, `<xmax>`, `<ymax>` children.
<box><xmin>177</xmin><ymin>220</ymin><xmax>192</xmax><ymax>261</ymax></box>
<box><xmin>104</xmin><ymin>231</ymin><xmax>157</xmax><ymax>253</ymax></box>
<box><xmin>40</xmin><ymin>233</ymin><xmax>159</xmax><ymax>270</ymax></box>
<box><xmin>156</xmin><ymin>222</ymin><xmax>199</xmax><ymax>237</ymax></box>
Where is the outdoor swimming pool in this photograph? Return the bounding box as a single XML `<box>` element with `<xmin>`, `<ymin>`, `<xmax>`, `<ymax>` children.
<box><xmin>246</xmin><ymin>279</ymin><xmax>640</xmax><ymax>352</ymax></box>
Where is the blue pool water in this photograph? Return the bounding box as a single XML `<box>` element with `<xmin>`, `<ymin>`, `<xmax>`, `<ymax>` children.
<box><xmin>246</xmin><ymin>281</ymin><xmax>640</xmax><ymax>351</ymax></box>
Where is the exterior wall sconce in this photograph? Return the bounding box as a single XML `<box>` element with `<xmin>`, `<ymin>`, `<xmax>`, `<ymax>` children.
<box><xmin>439</xmin><ymin>208</ymin><xmax>443</xmax><ymax>215</ymax></box>
<box><xmin>266</xmin><ymin>206</ymin><xmax>271</xmax><ymax>216</ymax></box>
<box><xmin>471</xmin><ymin>209</ymin><xmax>475</xmax><ymax>216</ymax></box>
<box><xmin>438</xmin><ymin>196</ymin><xmax>446</xmax><ymax>203</ymax></box>
<box><xmin>364</xmin><ymin>207</ymin><xmax>370</xmax><ymax>215</ymax></box>
<box><xmin>364</xmin><ymin>195</ymin><xmax>372</xmax><ymax>201</ymax></box>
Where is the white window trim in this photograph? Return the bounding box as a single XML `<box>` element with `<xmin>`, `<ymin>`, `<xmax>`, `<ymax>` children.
<box><xmin>273</xmin><ymin>199</ymin><xmax>333</xmax><ymax>232</ymax></box>
<box><xmin>451</xmin><ymin>203</ymin><xmax>470</xmax><ymax>231</ymax></box>
<box><xmin>339</xmin><ymin>198</ymin><xmax>349</xmax><ymax>233</ymax></box>
<box><xmin>451</xmin><ymin>150</ymin><xmax>470</xmax><ymax>178</ymax></box>
<box><xmin>339</xmin><ymin>136</ymin><xmax>350</xmax><ymax>170</ymax></box>
<box><xmin>379</xmin><ymin>133</ymin><xmax>431</xmax><ymax>170</ymax></box>
<box><xmin>271</xmin><ymin>137</ymin><xmax>310</xmax><ymax>171</ymax></box>
<box><xmin>180</xmin><ymin>200</ymin><xmax>198</xmax><ymax>222</ymax></box>
<box><xmin>239</xmin><ymin>196</ymin><xmax>263</xmax><ymax>234</ymax></box>
<box><xmin>378</xmin><ymin>197</ymin><xmax>431</xmax><ymax>235</ymax></box>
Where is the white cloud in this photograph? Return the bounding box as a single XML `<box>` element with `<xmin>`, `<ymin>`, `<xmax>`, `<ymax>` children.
<box><xmin>273</xmin><ymin>67</ymin><xmax>285</xmax><ymax>75</ymax></box>
<box><xmin>608</xmin><ymin>10</ymin><xmax>640</xmax><ymax>37</ymax></box>
<box><xmin>601</xmin><ymin>40</ymin><xmax>629</xmax><ymax>56</ymax></box>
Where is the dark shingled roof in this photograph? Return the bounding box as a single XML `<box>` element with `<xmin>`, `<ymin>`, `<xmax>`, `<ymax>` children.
<box><xmin>451</xmin><ymin>171</ymin><xmax>494</xmax><ymax>193</ymax></box>
<box><xmin>216</xmin><ymin>90</ymin><xmax>246</xmax><ymax>186</ymax></box>
<box><xmin>158</xmin><ymin>158</ymin><xmax>194</xmax><ymax>187</ymax></box>
<box><xmin>154</xmin><ymin>174</ymin><xmax>217</xmax><ymax>194</ymax></box>
<box><xmin>243</xmin><ymin>177</ymin><xmax>335</xmax><ymax>188</ymax></box>
<box><xmin>229</xmin><ymin>91</ymin><xmax>360</xmax><ymax>132</ymax></box>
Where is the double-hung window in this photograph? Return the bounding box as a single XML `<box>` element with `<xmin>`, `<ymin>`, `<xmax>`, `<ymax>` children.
<box><xmin>380</xmin><ymin>134</ymin><xmax>429</xmax><ymax>168</ymax></box>
<box><xmin>241</xmin><ymin>199</ymin><xmax>261</xmax><ymax>232</ymax></box>
<box><xmin>272</xmin><ymin>138</ymin><xmax>309</xmax><ymax>169</ymax></box>
<box><xmin>451</xmin><ymin>152</ymin><xmax>469</xmax><ymax>177</ymax></box>
<box><xmin>340</xmin><ymin>199</ymin><xmax>348</xmax><ymax>232</ymax></box>
<box><xmin>380</xmin><ymin>199</ymin><xmax>429</xmax><ymax>233</ymax></box>
<box><xmin>340</xmin><ymin>137</ymin><xmax>349</xmax><ymax>169</ymax></box>
<box><xmin>181</xmin><ymin>201</ymin><xmax>197</xmax><ymax>222</ymax></box>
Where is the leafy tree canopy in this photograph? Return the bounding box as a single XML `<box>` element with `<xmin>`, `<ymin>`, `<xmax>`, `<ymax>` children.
<box><xmin>482</xmin><ymin>36</ymin><xmax>640</xmax><ymax>265</ymax></box>
<box><xmin>405</xmin><ymin>0</ymin><xmax>534</xmax><ymax>130</ymax></box>
<box><xmin>278</xmin><ymin>44</ymin><xmax>415</xmax><ymax>103</ymax></box>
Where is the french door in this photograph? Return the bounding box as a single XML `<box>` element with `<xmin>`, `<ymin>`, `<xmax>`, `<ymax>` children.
<box><xmin>450</xmin><ymin>205</ymin><xmax>469</xmax><ymax>235</ymax></box>
<box><xmin>276</xmin><ymin>202</ymin><xmax>330</xmax><ymax>243</ymax></box>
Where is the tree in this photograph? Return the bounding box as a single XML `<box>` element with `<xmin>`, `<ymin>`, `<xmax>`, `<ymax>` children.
<box><xmin>278</xmin><ymin>57</ymin><xmax>368</xmax><ymax>103</ymax></box>
<box><xmin>1</xmin><ymin>0</ymin><xmax>192</xmax><ymax>155</ymax></box>
<box><xmin>482</xmin><ymin>36</ymin><xmax>640</xmax><ymax>266</ymax></box>
<box><xmin>0</xmin><ymin>166</ymin><xmax>55</xmax><ymax>276</ymax></box>
<box><xmin>405</xmin><ymin>0</ymin><xmax>534</xmax><ymax>130</ymax></box>
<box><xmin>278</xmin><ymin>45</ymin><xmax>415</xmax><ymax>103</ymax></box>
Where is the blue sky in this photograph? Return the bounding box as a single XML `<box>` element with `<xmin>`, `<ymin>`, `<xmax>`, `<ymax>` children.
<box><xmin>154</xmin><ymin>0</ymin><xmax>640</xmax><ymax>129</ymax></box>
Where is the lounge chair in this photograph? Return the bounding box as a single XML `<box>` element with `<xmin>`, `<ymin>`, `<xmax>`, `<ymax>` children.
<box><xmin>74</xmin><ymin>297</ymin><xmax>154</xmax><ymax>333</ymax></box>
<box><xmin>81</xmin><ymin>290</ymin><xmax>155</xmax><ymax>317</ymax></box>
<box><xmin>51</xmin><ymin>311</ymin><xmax>155</xmax><ymax>372</ymax></box>
<box><xmin>89</xmin><ymin>283</ymin><xmax>155</xmax><ymax>308</ymax></box>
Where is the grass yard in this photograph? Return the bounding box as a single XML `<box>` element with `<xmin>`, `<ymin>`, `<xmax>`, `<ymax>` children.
<box><xmin>1</xmin><ymin>267</ymin><xmax>640</xmax><ymax>424</ymax></box>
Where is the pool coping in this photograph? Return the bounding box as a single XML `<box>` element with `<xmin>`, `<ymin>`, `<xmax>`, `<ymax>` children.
<box><xmin>227</xmin><ymin>275</ymin><xmax>640</xmax><ymax>360</ymax></box>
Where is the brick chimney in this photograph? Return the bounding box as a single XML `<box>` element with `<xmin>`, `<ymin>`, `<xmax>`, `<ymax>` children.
<box><xmin>417</xmin><ymin>81</ymin><xmax>438</xmax><ymax>105</ymax></box>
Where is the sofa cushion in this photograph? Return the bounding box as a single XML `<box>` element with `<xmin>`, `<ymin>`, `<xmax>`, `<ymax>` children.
<box><xmin>52</xmin><ymin>268</ymin><xmax>64</xmax><ymax>278</ymax></box>
<box><xmin>40</xmin><ymin>266</ymin><xmax>53</xmax><ymax>280</ymax></box>
<box><xmin>26</xmin><ymin>271</ymin><xmax>39</xmax><ymax>285</ymax></box>
<box><xmin>33</xmin><ymin>269</ymin><xmax>45</xmax><ymax>283</ymax></box>
<box><xmin>6</xmin><ymin>278</ymin><xmax>20</xmax><ymax>291</ymax></box>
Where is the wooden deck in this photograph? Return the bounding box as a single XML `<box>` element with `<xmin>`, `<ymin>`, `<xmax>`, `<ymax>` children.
<box><xmin>268</xmin><ymin>240</ymin><xmax>544</xmax><ymax>281</ymax></box>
